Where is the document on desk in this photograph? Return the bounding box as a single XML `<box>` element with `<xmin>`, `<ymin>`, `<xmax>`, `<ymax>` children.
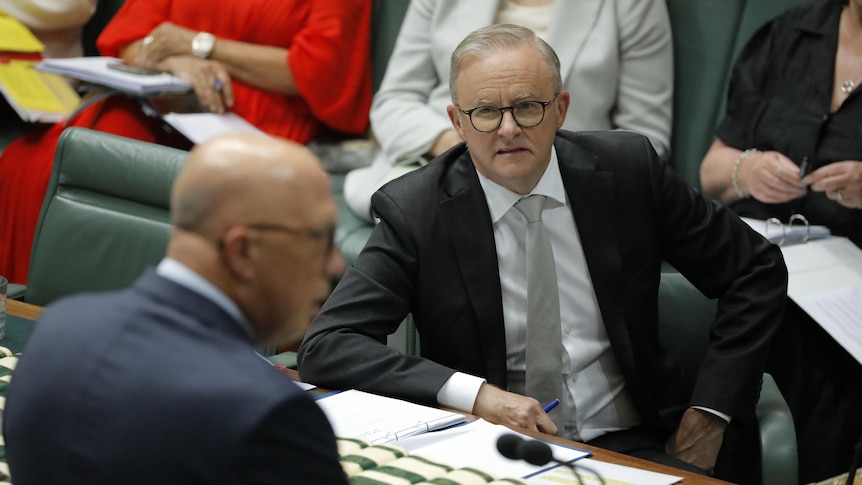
<box><xmin>315</xmin><ymin>389</ymin><xmax>467</xmax><ymax>445</ymax></box>
<box><xmin>526</xmin><ymin>457</ymin><xmax>682</xmax><ymax>485</ymax></box>
<box><xmin>396</xmin><ymin>419</ymin><xmax>589</xmax><ymax>479</ymax></box>
<box><xmin>397</xmin><ymin>419</ymin><xmax>680</xmax><ymax>485</ymax></box>
<box><xmin>162</xmin><ymin>112</ymin><xmax>268</xmax><ymax>145</ymax></box>
<box><xmin>780</xmin><ymin>237</ymin><xmax>862</xmax><ymax>365</ymax></box>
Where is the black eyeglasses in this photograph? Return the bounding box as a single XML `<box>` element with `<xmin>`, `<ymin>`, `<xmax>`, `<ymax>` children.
<box><xmin>247</xmin><ymin>223</ymin><xmax>336</xmax><ymax>255</ymax></box>
<box><xmin>459</xmin><ymin>96</ymin><xmax>556</xmax><ymax>132</ymax></box>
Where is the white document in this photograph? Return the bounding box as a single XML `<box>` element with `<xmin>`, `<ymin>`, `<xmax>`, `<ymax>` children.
<box><xmin>396</xmin><ymin>419</ymin><xmax>589</xmax><ymax>479</ymax></box>
<box><xmin>37</xmin><ymin>56</ymin><xmax>192</xmax><ymax>95</ymax></box>
<box><xmin>780</xmin><ymin>237</ymin><xmax>862</xmax><ymax>365</ymax></box>
<box><xmin>526</xmin><ymin>457</ymin><xmax>682</xmax><ymax>485</ymax></box>
<box><xmin>162</xmin><ymin>112</ymin><xmax>268</xmax><ymax>145</ymax></box>
<box><xmin>315</xmin><ymin>389</ymin><xmax>467</xmax><ymax>445</ymax></box>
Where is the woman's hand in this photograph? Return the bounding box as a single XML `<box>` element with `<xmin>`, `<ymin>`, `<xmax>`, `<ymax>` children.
<box><xmin>136</xmin><ymin>22</ymin><xmax>197</xmax><ymax>68</ymax></box>
<box><xmin>161</xmin><ymin>56</ymin><xmax>234</xmax><ymax>114</ymax></box>
<box><xmin>737</xmin><ymin>150</ymin><xmax>807</xmax><ymax>204</ymax></box>
<box><xmin>803</xmin><ymin>161</ymin><xmax>862</xmax><ymax>209</ymax></box>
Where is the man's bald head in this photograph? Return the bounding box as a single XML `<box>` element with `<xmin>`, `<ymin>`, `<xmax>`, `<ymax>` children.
<box><xmin>168</xmin><ymin>133</ymin><xmax>343</xmax><ymax>347</ymax></box>
<box><xmin>171</xmin><ymin>134</ymin><xmax>327</xmax><ymax>239</ymax></box>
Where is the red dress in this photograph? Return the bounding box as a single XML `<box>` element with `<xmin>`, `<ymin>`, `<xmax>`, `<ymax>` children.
<box><xmin>0</xmin><ymin>0</ymin><xmax>372</xmax><ymax>283</ymax></box>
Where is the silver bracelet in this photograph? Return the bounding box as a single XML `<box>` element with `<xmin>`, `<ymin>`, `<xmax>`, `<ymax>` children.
<box><xmin>732</xmin><ymin>149</ymin><xmax>759</xmax><ymax>199</ymax></box>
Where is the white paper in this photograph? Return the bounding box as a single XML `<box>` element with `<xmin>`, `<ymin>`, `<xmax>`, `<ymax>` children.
<box><xmin>526</xmin><ymin>457</ymin><xmax>682</xmax><ymax>485</ymax></box>
<box><xmin>396</xmin><ymin>419</ymin><xmax>589</xmax><ymax>479</ymax></box>
<box><xmin>162</xmin><ymin>112</ymin><xmax>267</xmax><ymax>145</ymax></box>
<box><xmin>779</xmin><ymin>237</ymin><xmax>862</xmax><ymax>365</ymax></box>
<box><xmin>799</xmin><ymin>285</ymin><xmax>862</xmax><ymax>364</ymax></box>
<box><xmin>315</xmin><ymin>389</ymin><xmax>467</xmax><ymax>444</ymax></box>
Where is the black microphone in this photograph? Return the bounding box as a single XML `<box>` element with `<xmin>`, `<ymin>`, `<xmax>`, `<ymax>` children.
<box><xmin>496</xmin><ymin>433</ymin><xmax>606</xmax><ymax>485</ymax></box>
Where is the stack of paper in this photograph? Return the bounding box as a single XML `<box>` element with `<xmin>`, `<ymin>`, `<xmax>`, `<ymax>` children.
<box><xmin>315</xmin><ymin>389</ymin><xmax>467</xmax><ymax>444</ymax></box>
<box><xmin>0</xmin><ymin>60</ymin><xmax>80</xmax><ymax>123</ymax></box>
<box><xmin>37</xmin><ymin>56</ymin><xmax>192</xmax><ymax>95</ymax></box>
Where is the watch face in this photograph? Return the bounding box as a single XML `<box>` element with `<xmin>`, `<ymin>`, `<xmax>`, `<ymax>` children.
<box><xmin>192</xmin><ymin>32</ymin><xmax>215</xmax><ymax>59</ymax></box>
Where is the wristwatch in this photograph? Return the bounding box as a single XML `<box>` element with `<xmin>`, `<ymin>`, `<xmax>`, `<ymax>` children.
<box><xmin>191</xmin><ymin>32</ymin><xmax>216</xmax><ymax>59</ymax></box>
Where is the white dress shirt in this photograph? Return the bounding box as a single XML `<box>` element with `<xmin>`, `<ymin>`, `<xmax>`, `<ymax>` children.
<box><xmin>437</xmin><ymin>149</ymin><xmax>642</xmax><ymax>441</ymax></box>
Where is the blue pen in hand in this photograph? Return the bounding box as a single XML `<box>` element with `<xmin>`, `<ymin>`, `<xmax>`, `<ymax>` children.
<box><xmin>543</xmin><ymin>399</ymin><xmax>560</xmax><ymax>413</ymax></box>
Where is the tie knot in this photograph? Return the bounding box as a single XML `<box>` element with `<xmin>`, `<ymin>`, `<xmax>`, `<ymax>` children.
<box><xmin>515</xmin><ymin>195</ymin><xmax>546</xmax><ymax>223</ymax></box>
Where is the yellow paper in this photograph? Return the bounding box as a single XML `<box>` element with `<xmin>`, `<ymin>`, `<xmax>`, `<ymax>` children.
<box><xmin>0</xmin><ymin>60</ymin><xmax>79</xmax><ymax>119</ymax></box>
<box><xmin>0</xmin><ymin>14</ymin><xmax>45</xmax><ymax>53</ymax></box>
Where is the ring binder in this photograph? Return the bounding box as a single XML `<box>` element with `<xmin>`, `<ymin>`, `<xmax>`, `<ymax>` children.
<box><xmin>765</xmin><ymin>214</ymin><xmax>811</xmax><ymax>246</ymax></box>
<box><xmin>741</xmin><ymin>215</ymin><xmax>831</xmax><ymax>246</ymax></box>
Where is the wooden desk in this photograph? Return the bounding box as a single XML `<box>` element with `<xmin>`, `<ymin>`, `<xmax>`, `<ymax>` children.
<box><xmin>7</xmin><ymin>299</ymin><xmax>43</xmax><ymax>321</ymax></box>
<box><xmin>285</xmin><ymin>369</ymin><xmax>733</xmax><ymax>485</ymax></box>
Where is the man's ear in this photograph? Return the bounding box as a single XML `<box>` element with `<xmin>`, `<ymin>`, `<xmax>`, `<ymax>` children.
<box><xmin>554</xmin><ymin>90</ymin><xmax>570</xmax><ymax>129</ymax></box>
<box><xmin>447</xmin><ymin>104</ymin><xmax>466</xmax><ymax>140</ymax></box>
<box><xmin>220</xmin><ymin>225</ymin><xmax>256</xmax><ymax>281</ymax></box>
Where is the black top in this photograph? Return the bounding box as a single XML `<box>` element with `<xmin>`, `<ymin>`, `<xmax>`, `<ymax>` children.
<box><xmin>716</xmin><ymin>0</ymin><xmax>862</xmax><ymax>246</ymax></box>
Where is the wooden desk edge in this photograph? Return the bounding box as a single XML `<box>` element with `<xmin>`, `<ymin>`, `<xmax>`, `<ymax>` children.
<box><xmin>7</xmin><ymin>299</ymin><xmax>43</xmax><ymax>321</ymax></box>
<box><xmin>287</xmin><ymin>369</ymin><xmax>733</xmax><ymax>484</ymax></box>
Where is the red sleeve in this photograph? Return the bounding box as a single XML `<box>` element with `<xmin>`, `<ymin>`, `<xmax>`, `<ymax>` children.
<box><xmin>96</xmin><ymin>0</ymin><xmax>171</xmax><ymax>57</ymax></box>
<box><xmin>288</xmin><ymin>0</ymin><xmax>372</xmax><ymax>136</ymax></box>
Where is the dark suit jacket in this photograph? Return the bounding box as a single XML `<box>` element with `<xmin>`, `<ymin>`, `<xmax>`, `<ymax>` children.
<box><xmin>4</xmin><ymin>271</ymin><xmax>347</xmax><ymax>485</ymax></box>
<box><xmin>299</xmin><ymin>130</ymin><xmax>787</xmax><ymax>433</ymax></box>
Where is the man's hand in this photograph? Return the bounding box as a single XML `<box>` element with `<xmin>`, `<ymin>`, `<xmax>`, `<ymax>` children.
<box><xmin>471</xmin><ymin>383</ymin><xmax>557</xmax><ymax>436</ymax></box>
<box><xmin>665</xmin><ymin>408</ymin><xmax>728</xmax><ymax>475</ymax></box>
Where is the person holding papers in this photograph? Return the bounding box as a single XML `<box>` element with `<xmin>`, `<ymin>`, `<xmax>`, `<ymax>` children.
<box><xmin>0</xmin><ymin>0</ymin><xmax>372</xmax><ymax>284</ymax></box>
<box><xmin>4</xmin><ymin>134</ymin><xmax>349</xmax><ymax>484</ymax></box>
<box><xmin>699</xmin><ymin>1</ymin><xmax>862</xmax><ymax>481</ymax></box>
<box><xmin>298</xmin><ymin>24</ymin><xmax>788</xmax><ymax>484</ymax></box>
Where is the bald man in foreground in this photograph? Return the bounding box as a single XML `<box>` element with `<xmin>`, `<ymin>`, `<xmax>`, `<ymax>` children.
<box><xmin>3</xmin><ymin>134</ymin><xmax>348</xmax><ymax>484</ymax></box>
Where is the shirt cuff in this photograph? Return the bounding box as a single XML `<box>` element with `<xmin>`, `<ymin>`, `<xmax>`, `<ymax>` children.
<box><xmin>436</xmin><ymin>372</ymin><xmax>486</xmax><ymax>413</ymax></box>
<box><xmin>692</xmin><ymin>406</ymin><xmax>731</xmax><ymax>423</ymax></box>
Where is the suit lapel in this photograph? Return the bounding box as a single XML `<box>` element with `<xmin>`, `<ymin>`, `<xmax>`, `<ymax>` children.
<box><xmin>439</xmin><ymin>150</ymin><xmax>508</xmax><ymax>387</ymax></box>
<box><xmin>548</xmin><ymin>0</ymin><xmax>604</xmax><ymax>82</ymax></box>
<box><xmin>555</xmin><ymin>136</ymin><xmax>635</xmax><ymax>371</ymax></box>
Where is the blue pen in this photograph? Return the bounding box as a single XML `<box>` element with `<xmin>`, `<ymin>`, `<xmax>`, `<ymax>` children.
<box><xmin>543</xmin><ymin>398</ymin><xmax>560</xmax><ymax>413</ymax></box>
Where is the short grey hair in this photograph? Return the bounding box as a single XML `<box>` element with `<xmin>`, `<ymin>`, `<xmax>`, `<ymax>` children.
<box><xmin>449</xmin><ymin>23</ymin><xmax>562</xmax><ymax>103</ymax></box>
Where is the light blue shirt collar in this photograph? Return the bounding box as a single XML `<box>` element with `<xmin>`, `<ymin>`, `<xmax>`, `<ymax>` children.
<box><xmin>156</xmin><ymin>258</ymin><xmax>257</xmax><ymax>341</ymax></box>
<box><xmin>476</xmin><ymin>147</ymin><xmax>566</xmax><ymax>223</ymax></box>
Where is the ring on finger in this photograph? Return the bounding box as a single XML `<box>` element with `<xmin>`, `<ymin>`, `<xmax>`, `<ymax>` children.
<box><xmin>838</xmin><ymin>189</ymin><xmax>845</xmax><ymax>201</ymax></box>
<box><xmin>143</xmin><ymin>35</ymin><xmax>154</xmax><ymax>47</ymax></box>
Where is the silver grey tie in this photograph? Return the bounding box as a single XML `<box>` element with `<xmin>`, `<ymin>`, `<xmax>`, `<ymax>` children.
<box><xmin>514</xmin><ymin>195</ymin><xmax>563</xmax><ymax>423</ymax></box>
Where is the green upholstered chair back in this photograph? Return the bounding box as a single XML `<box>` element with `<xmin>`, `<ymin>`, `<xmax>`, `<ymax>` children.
<box><xmin>657</xmin><ymin>271</ymin><xmax>798</xmax><ymax>485</ymax></box>
<box><xmin>25</xmin><ymin>127</ymin><xmax>188</xmax><ymax>306</ymax></box>
<box><xmin>371</xmin><ymin>0</ymin><xmax>411</xmax><ymax>93</ymax></box>
<box><xmin>666</xmin><ymin>0</ymin><xmax>746</xmax><ymax>188</ymax></box>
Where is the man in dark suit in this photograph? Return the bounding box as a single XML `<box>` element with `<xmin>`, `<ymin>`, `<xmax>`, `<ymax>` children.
<box><xmin>3</xmin><ymin>134</ymin><xmax>349</xmax><ymax>484</ymax></box>
<box><xmin>298</xmin><ymin>24</ymin><xmax>787</xmax><ymax>483</ymax></box>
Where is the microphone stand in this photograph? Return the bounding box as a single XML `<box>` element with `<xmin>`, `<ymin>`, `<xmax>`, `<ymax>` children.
<box><xmin>497</xmin><ymin>433</ymin><xmax>606</xmax><ymax>485</ymax></box>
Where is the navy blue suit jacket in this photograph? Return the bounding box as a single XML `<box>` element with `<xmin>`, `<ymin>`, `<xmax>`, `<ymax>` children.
<box><xmin>4</xmin><ymin>270</ymin><xmax>347</xmax><ymax>484</ymax></box>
